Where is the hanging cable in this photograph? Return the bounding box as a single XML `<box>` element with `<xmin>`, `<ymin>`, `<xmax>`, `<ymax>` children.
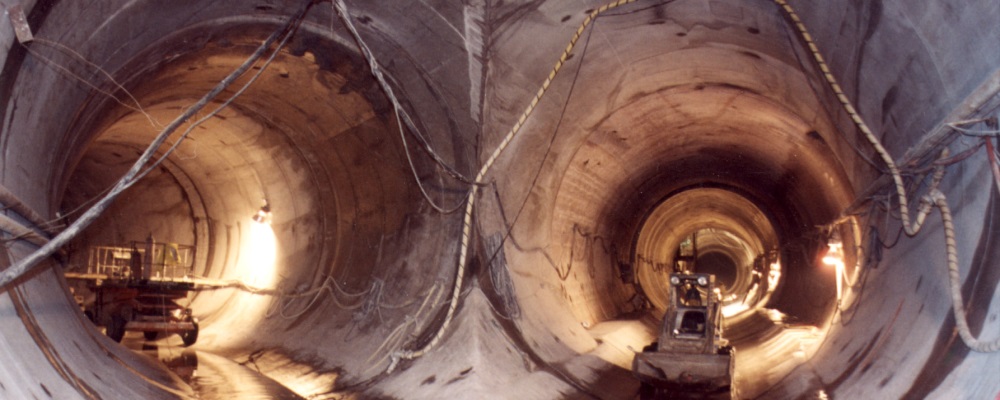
<box><xmin>394</xmin><ymin>103</ymin><xmax>470</xmax><ymax>213</ymax></box>
<box><xmin>0</xmin><ymin>0</ymin><xmax>318</xmax><ymax>290</ymax></box>
<box><xmin>986</xmin><ymin>138</ymin><xmax>1000</xmax><ymax>196</ymax></box>
<box><xmin>948</xmin><ymin>118</ymin><xmax>1000</xmax><ymax>137</ymax></box>
<box><xmin>23</xmin><ymin>40</ymin><xmax>162</xmax><ymax>129</ymax></box>
<box><xmin>771</xmin><ymin>0</ymin><xmax>926</xmax><ymax>236</ymax></box>
<box><xmin>481</xmin><ymin>11</ymin><xmax>599</xmax><ymax>277</ymax></box>
<box><xmin>133</xmin><ymin>11</ymin><xmax>304</xmax><ymax>184</ymax></box>
<box><xmin>773</xmin><ymin>0</ymin><xmax>1000</xmax><ymax>352</ymax></box>
<box><xmin>332</xmin><ymin>1</ymin><xmax>477</xmax><ymax>186</ymax></box>
<box><xmin>376</xmin><ymin>0</ymin><xmax>640</xmax><ymax>373</ymax></box>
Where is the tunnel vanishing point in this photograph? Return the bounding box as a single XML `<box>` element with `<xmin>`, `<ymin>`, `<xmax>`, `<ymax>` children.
<box><xmin>0</xmin><ymin>0</ymin><xmax>999</xmax><ymax>399</ymax></box>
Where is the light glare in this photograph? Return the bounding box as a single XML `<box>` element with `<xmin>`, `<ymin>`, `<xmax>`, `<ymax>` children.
<box><xmin>242</xmin><ymin>222</ymin><xmax>277</xmax><ymax>289</ymax></box>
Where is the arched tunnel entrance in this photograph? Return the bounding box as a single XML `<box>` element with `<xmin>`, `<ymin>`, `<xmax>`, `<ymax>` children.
<box><xmin>1</xmin><ymin>0</ymin><xmax>998</xmax><ymax>399</ymax></box>
<box><xmin>633</xmin><ymin>187</ymin><xmax>782</xmax><ymax>319</ymax></box>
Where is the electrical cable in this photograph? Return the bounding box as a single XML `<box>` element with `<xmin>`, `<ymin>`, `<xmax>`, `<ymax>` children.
<box><xmin>22</xmin><ymin>40</ymin><xmax>161</xmax><ymax>129</ymax></box>
<box><xmin>333</xmin><ymin>0</ymin><xmax>474</xmax><ymax>214</ymax></box>
<box><xmin>0</xmin><ymin>0</ymin><xmax>318</xmax><ymax>290</ymax></box>
<box><xmin>773</xmin><ymin>0</ymin><xmax>1000</xmax><ymax>352</ymax></box>
<box><xmin>926</xmin><ymin>182</ymin><xmax>1000</xmax><ymax>352</ymax></box>
<box><xmin>332</xmin><ymin>0</ymin><xmax>477</xmax><ymax>187</ymax></box>
<box><xmin>889</xmin><ymin>140</ymin><xmax>984</xmax><ymax>178</ymax></box>
<box><xmin>488</xmin><ymin>181</ymin><xmax>568</xmax><ymax>280</ymax></box>
<box><xmin>948</xmin><ymin>120</ymin><xmax>1000</xmax><ymax>137</ymax></box>
<box><xmin>133</xmin><ymin>14</ymin><xmax>303</xmax><ymax>184</ymax></box>
<box><xmin>776</xmin><ymin>8</ymin><xmax>889</xmax><ymax>176</ymax></box>
<box><xmin>481</xmin><ymin>11</ymin><xmax>599</xmax><ymax>282</ymax></box>
<box><xmin>773</xmin><ymin>0</ymin><xmax>938</xmax><ymax>236</ymax></box>
<box><xmin>985</xmin><ymin>136</ymin><xmax>1000</xmax><ymax>195</ymax></box>
<box><xmin>394</xmin><ymin>104</ymin><xmax>470</xmax><ymax>214</ymax></box>
<box><xmin>376</xmin><ymin>0</ymin><xmax>641</xmax><ymax>373</ymax></box>
<box><xmin>34</xmin><ymin>5</ymin><xmax>310</xmax><ymax>235</ymax></box>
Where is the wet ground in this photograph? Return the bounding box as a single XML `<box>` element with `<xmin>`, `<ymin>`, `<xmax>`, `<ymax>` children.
<box><xmin>589</xmin><ymin>310</ymin><xmax>825</xmax><ymax>399</ymax></box>
<box><xmin>115</xmin><ymin>307</ymin><xmax>822</xmax><ymax>400</ymax></box>
<box><xmin>122</xmin><ymin>333</ymin><xmax>304</xmax><ymax>399</ymax></box>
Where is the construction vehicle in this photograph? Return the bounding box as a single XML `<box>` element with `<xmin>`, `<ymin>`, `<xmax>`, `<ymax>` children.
<box><xmin>66</xmin><ymin>238</ymin><xmax>199</xmax><ymax>346</ymax></box>
<box><xmin>633</xmin><ymin>273</ymin><xmax>735</xmax><ymax>399</ymax></box>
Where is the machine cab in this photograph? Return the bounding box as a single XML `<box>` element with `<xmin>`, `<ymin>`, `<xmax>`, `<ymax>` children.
<box><xmin>658</xmin><ymin>273</ymin><xmax>725</xmax><ymax>354</ymax></box>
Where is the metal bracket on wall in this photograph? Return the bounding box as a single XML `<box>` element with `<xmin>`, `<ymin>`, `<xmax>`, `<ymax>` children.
<box><xmin>4</xmin><ymin>3</ymin><xmax>33</xmax><ymax>43</ymax></box>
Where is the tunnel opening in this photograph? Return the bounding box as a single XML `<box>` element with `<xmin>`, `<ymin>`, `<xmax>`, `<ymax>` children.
<box><xmin>478</xmin><ymin>2</ymin><xmax>868</xmax><ymax>397</ymax></box>
<box><xmin>54</xmin><ymin>21</ymin><xmax>365</xmax><ymax>336</ymax></box>
<box><xmin>696</xmin><ymin>251</ymin><xmax>737</xmax><ymax>291</ymax></box>
<box><xmin>30</xmin><ymin>8</ymin><xmax>464</xmax><ymax>396</ymax></box>
<box><xmin>631</xmin><ymin>187</ymin><xmax>783</xmax><ymax>322</ymax></box>
<box><xmin>11</xmin><ymin>1</ymin><xmax>858</xmax><ymax>397</ymax></box>
<box><xmin>2</xmin><ymin>0</ymin><xmax>998</xmax><ymax>399</ymax></box>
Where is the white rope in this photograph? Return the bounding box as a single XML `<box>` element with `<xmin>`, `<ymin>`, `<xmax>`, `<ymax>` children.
<box><xmin>774</xmin><ymin>0</ymin><xmax>1000</xmax><ymax>352</ymax></box>
<box><xmin>332</xmin><ymin>0</ymin><xmax>476</xmax><ymax>186</ymax></box>
<box><xmin>363</xmin><ymin>0</ymin><xmax>640</xmax><ymax>372</ymax></box>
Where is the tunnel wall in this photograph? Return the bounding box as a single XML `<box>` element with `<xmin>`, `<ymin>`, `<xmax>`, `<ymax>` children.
<box><xmin>474</xmin><ymin>0</ymin><xmax>857</xmax><ymax>365</ymax></box>
<box><xmin>770</xmin><ymin>1</ymin><xmax>1000</xmax><ymax>398</ymax></box>
<box><xmin>795</xmin><ymin>0</ymin><xmax>1000</xmax><ymax>158</ymax></box>
<box><xmin>0</xmin><ymin>0</ymin><xmax>998</xmax><ymax>399</ymax></box>
<box><xmin>1</xmin><ymin>1</ymin><xmax>191</xmax><ymax>398</ymax></box>
<box><xmin>0</xmin><ymin>0</ymin><xmax>478</xmax><ymax>397</ymax></box>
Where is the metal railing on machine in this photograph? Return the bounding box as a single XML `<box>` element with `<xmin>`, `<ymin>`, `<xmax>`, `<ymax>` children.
<box><xmin>82</xmin><ymin>241</ymin><xmax>195</xmax><ymax>282</ymax></box>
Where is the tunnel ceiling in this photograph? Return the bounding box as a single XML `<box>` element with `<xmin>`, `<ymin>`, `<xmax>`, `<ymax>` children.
<box><xmin>1</xmin><ymin>0</ymin><xmax>999</xmax><ymax>399</ymax></box>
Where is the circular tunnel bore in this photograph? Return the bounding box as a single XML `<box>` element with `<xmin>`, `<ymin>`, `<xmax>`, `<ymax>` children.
<box><xmin>633</xmin><ymin>188</ymin><xmax>780</xmax><ymax>318</ymax></box>
<box><xmin>6</xmin><ymin>0</ymin><xmax>997</xmax><ymax>399</ymax></box>
<box><xmin>6</xmin><ymin>0</ymin><xmax>859</xmax><ymax>397</ymax></box>
<box><xmin>696</xmin><ymin>252</ymin><xmax>738</xmax><ymax>290</ymax></box>
<box><xmin>46</xmin><ymin>9</ymin><xmax>463</xmax><ymax>393</ymax></box>
<box><xmin>481</xmin><ymin>1</ymin><xmax>860</xmax><ymax>397</ymax></box>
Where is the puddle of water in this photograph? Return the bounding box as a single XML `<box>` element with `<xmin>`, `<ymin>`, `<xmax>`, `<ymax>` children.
<box><xmin>156</xmin><ymin>350</ymin><xmax>303</xmax><ymax>400</ymax></box>
<box><xmin>128</xmin><ymin>333</ymin><xmax>304</xmax><ymax>399</ymax></box>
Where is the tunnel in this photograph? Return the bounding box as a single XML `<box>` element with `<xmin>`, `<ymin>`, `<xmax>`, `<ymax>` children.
<box><xmin>0</xmin><ymin>0</ymin><xmax>998</xmax><ymax>399</ymax></box>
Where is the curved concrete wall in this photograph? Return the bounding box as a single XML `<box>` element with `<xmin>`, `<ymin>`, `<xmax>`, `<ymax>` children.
<box><xmin>0</xmin><ymin>0</ymin><xmax>997</xmax><ymax>399</ymax></box>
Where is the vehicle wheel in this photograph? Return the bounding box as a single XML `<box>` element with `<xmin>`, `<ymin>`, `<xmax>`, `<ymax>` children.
<box><xmin>181</xmin><ymin>321</ymin><xmax>199</xmax><ymax>347</ymax></box>
<box><xmin>144</xmin><ymin>331</ymin><xmax>159</xmax><ymax>341</ymax></box>
<box><xmin>106</xmin><ymin>316</ymin><xmax>126</xmax><ymax>343</ymax></box>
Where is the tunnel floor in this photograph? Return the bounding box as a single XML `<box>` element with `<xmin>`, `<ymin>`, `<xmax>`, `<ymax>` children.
<box><xmin>2</xmin><ymin>0</ymin><xmax>998</xmax><ymax>399</ymax></box>
<box><xmin>122</xmin><ymin>333</ymin><xmax>304</xmax><ymax>400</ymax></box>
<box><xmin>98</xmin><ymin>289</ymin><xmax>829</xmax><ymax>399</ymax></box>
<box><xmin>587</xmin><ymin>310</ymin><xmax>825</xmax><ymax>399</ymax></box>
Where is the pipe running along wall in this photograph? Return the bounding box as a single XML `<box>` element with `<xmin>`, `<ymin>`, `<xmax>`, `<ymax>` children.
<box><xmin>0</xmin><ymin>0</ymin><xmax>998</xmax><ymax>399</ymax></box>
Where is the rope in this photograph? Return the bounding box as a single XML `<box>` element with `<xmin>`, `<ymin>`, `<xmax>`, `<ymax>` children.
<box><xmin>771</xmin><ymin>0</ymin><xmax>924</xmax><ymax>235</ymax></box>
<box><xmin>0</xmin><ymin>0</ymin><xmax>317</xmax><ymax>290</ymax></box>
<box><xmin>332</xmin><ymin>0</ymin><xmax>476</xmax><ymax>187</ymax></box>
<box><xmin>773</xmin><ymin>0</ymin><xmax>1000</xmax><ymax>352</ymax></box>
<box><xmin>929</xmin><ymin>188</ymin><xmax>1000</xmax><ymax>352</ymax></box>
<box><xmin>378</xmin><ymin>0</ymin><xmax>640</xmax><ymax>372</ymax></box>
